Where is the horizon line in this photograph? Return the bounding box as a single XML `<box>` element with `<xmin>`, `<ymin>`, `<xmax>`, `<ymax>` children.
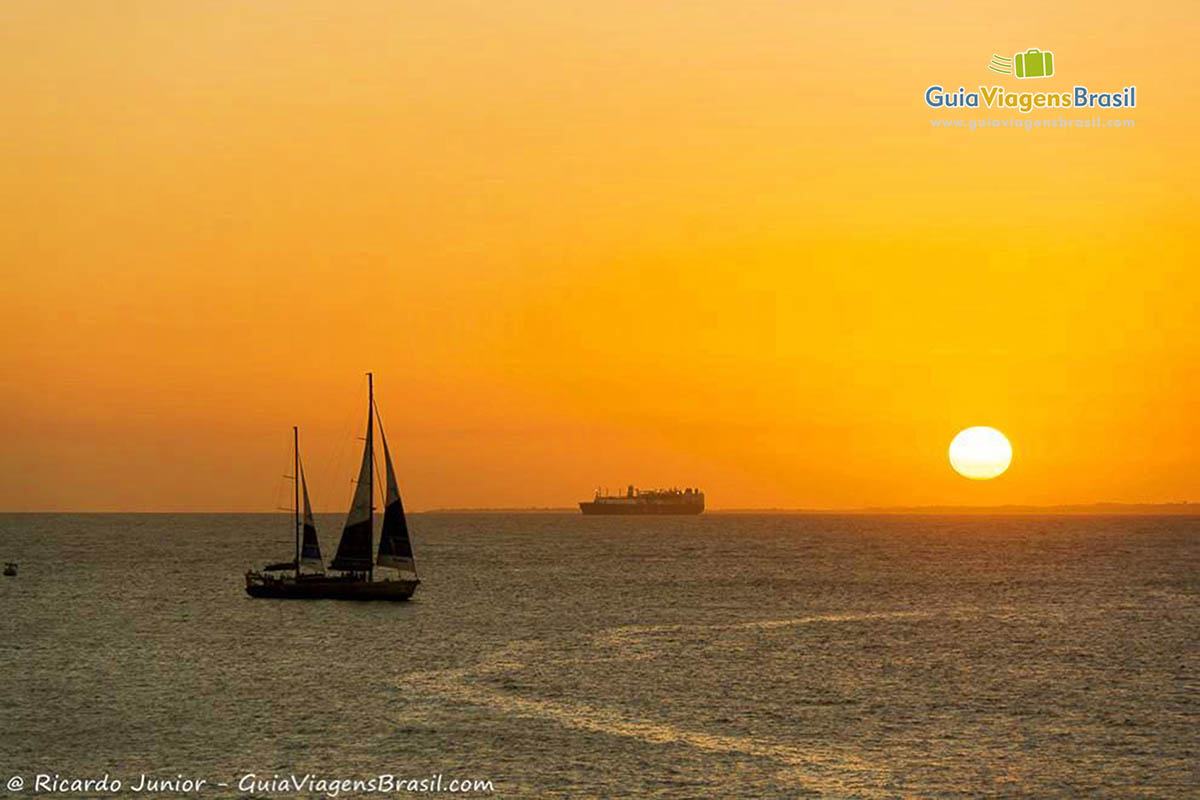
<box><xmin>1</xmin><ymin>501</ymin><xmax>1197</xmax><ymax>515</ymax></box>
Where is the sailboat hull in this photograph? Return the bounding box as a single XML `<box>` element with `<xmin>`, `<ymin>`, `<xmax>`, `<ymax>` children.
<box><xmin>245</xmin><ymin>572</ymin><xmax>419</xmax><ymax>601</ymax></box>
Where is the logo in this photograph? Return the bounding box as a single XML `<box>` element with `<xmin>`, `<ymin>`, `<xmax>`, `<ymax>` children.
<box><xmin>924</xmin><ymin>48</ymin><xmax>1135</xmax><ymax>113</ymax></box>
<box><xmin>989</xmin><ymin>48</ymin><xmax>1055</xmax><ymax>79</ymax></box>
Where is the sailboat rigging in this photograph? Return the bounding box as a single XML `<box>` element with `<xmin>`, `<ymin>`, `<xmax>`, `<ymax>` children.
<box><xmin>245</xmin><ymin>374</ymin><xmax>421</xmax><ymax>600</ymax></box>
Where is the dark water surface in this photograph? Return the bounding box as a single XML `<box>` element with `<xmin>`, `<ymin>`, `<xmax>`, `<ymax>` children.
<box><xmin>1</xmin><ymin>513</ymin><xmax>1197</xmax><ymax>798</ymax></box>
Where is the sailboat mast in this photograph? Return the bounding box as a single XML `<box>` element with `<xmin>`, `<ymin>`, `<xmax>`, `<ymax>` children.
<box><xmin>367</xmin><ymin>372</ymin><xmax>374</xmax><ymax>583</ymax></box>
<box><xmin>293</xmin><ymin>425</ymin><xmax>300</xmax><ymax>578</ymax></box>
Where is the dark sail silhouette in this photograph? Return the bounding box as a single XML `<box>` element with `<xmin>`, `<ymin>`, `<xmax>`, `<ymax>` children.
<box><xmin>298</xmin><ymin>462</ymin><xmax>323</xmax><ymax>572</ymax></box>
<box><xmin>329</xmin><ymin>392</ymin><xmax>375</xmax><ymax>573</ymax></box>
<box><xmin>376</xmin><ymin>420</ymin><xmax>416</xmax><ymax>573</ymax></box>
<box><xmin>245</xmin><ymin>373</ymin><xmax>421</xmax><ymax>601</ymax></box>
<box><xmin>256</xmin><ymin>427</ymin><xmax>325</xmax><ymax>574</ymax></box>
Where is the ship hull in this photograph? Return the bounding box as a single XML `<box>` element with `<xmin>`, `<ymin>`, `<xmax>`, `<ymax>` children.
<box><xmin>245</xmin><ymin>573</ymin><xmax>419</xmax><ymax>600</ymax></box>
<box><xmin>579</xmin><ymin>502</ymin><xmax>703</xmax><ymax>515</ymax></box>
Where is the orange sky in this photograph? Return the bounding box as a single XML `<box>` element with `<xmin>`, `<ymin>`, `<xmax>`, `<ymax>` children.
<box><xmin>1</xmin><ymin>1</ymin><xmax>1196</xmax><ymax>511</ymax></box>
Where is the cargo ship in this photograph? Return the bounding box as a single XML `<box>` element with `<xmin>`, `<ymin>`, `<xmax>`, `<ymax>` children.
<box><xmin>579</xmin><ymin>485</ymin><xmax>705</xmax><ymax>515</ymax></box>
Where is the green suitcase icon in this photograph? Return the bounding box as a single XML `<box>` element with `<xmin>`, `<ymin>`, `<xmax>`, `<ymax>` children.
<box><xmin>1014</xmin><ymin>48</ymin><xmax>1054</xmax><ymax>79</ymax></box>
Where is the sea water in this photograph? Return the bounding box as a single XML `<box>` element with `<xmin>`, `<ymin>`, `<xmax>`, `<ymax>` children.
<box><xmin>0</xmin><ymin>513</ymin><xmax>1195</xmax><ymax>797</ymax></box>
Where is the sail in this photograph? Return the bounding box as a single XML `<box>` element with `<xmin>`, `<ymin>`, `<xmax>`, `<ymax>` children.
<box><xmin>298</xmin><ymin>461</ymin><xmax>324</xmax><ymax>572</ymax></box>
<box><xmin>330</xmin><ymin>401</ymin><xmax>374</xmax><ymax>572</ymax></box>
<box><xmin>376</xmin><ymin>420</ymin><xmax>416</xmax><ymax>572</ymax></box>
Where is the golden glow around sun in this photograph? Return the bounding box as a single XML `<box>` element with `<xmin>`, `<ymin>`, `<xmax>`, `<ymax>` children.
<box><xmin>949</xmin><ymin>427</ymin><xmax>1013</xmax><ymax>480</ymax></box>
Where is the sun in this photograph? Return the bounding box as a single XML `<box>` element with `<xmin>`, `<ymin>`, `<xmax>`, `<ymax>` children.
<box><xmin>949</xmin><ymin>426</ymin><xmax>1012</xmax><ymax>480</ymax></box>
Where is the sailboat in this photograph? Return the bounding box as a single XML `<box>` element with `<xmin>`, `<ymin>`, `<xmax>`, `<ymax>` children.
<box><xmin>244</xmin><ymin>373</ymin><xmax>420</xmax><ymax>601</ymax></box>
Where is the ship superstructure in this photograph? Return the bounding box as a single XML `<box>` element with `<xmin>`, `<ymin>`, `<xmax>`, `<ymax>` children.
<box><xmin>579</xmin><ymin>485</ymin><xmax>704</xmax><ymax>515</ymax></box>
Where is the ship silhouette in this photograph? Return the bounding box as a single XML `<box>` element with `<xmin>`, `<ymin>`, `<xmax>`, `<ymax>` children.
<box><xmin>245</xmin><ymin>373</ymin><xmax>420</xmax><ymax>600</ymax></box>
<box><xmin>579</xmin><ymin>485</ymin><xmax>704</xmax><ymax>515</ymax></box>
